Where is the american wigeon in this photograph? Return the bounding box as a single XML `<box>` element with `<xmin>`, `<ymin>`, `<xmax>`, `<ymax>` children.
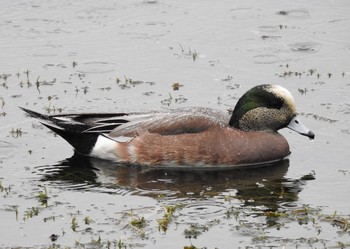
<box><xmin>21</xmin><ymin>84</ymin><xmax>314</xmax><ymax>167</ymax></box>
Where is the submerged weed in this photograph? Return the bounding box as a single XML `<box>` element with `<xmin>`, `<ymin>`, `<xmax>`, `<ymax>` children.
<box><xmin>44</xmin><ymin>216</ymin><xmax>56</xmax><ymax>222</ymax></box>
<box><xmin>276</xmin><ymin>65</ymin><xmax>345</xmax><ymax>80</ymax></box>
<box><xmin>178</xmin><ymin>43</ymin><xmax>199</xmax><ymax>61</ymax></box>
<box><xmin>118</xmin><ymin>238</ymin><xmax>127</xmax><ymax>249</ymax></box>
<box><xmin>183</xmin><ymin>244</ymin><xmax>201</xmax><ymax>249</ymax></box>
<box><xmin>0</xmin><ymin>73</ymin><xmax>11</xmax><ymax>81</ymax></box>
<box><xmin>115</xmin><ymin>75</ymin><xmax>144</xmax><ymax>89</ymax></box>
<box><xmin>89</xmin><ymin>236</ymin><xmax>102</xmax><ymax>247</ymax></box>
<box><xmin>324</xmin><ymin>215</ymin><xmax>350</xmax><ymax>232</ymax></box>
<box><xmin>49</xmin><ymin>233</ymin><xmax>59</xmax><ymax>242</ymax></box>
<box><xmin>13</xmin><ymin>205</ymin><xmax>19</xmax><ymax>221</ymax></box>
<box><xmin>24</xmin><ymin>207</ymin><xmax>40</xmax><ymax>220</ymax></box>
<box><xmin>130</xmin><ymin>216</ymin><xmax>147</xmax><ymax>229</ymax></box>
<box><xmin>10</xmin><ymin>128</ymin><xmax>22</xmax><ymax>138</ymax></box>
<box><xmin>298</xmin><ymin>88</ymin><xmax>308</xmax><ymax>95</ymax></box>
<box><xmin>184</xmin><ymin>224</ymin><xmax>208</xmax><ymax>239</ymax></box>
<box><xmin>172</xmin><ymin>82</ymin><xmax>184</xmax><ymax>91</ymax></box>
<box><xmin>44</xmin><ymin>103</ymin><xmax>63</xmax><ymax>114</ymax></box>
<box><xmin>84</xmin><ymin>216</ymin><xmax>93</xmax><ymax>225</ymax></box>
<box><xmin>24</xmin><ymin>69</ymin><xmax>30</xmax><ymax>78</ymax></box>
<box><xmin>158</xmin><ymin>203</ymin><xmax>184</xmax><ymax>233</ymax></box>
<box><xmin>71</xmin><ymin>216</ymin><xmax>79</xmax><ymax>232</ymax></box>
<box><xmin>37</xmin><ymin>186</ymin><xmax>49</xmax><ymax>206</ymax></box>
<box><xmin>0</xmin><ymin>97</ymin><xmax>5</xmax><ymax>108</ymax></box>
<box><xmin>0</xmin><ymin>180</ymin><xmax>11</xmax><ymax>195</ymax></box>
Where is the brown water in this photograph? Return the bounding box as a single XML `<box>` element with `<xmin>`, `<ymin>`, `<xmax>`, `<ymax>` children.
<box><xmin>1</xmin><ymin>0</ymin><xmax>349</xmax><ymax>248</ymax></box>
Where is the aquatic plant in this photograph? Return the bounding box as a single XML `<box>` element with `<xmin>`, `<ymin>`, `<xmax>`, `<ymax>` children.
<box><xmin>71</xmin><ymin>216</ymin><xmax>78</xmax><ymax>232</ymax></box>
<box><xmin>84</xmin><ymin>216</ymin><xmax>93</xmax><ymax>225</ymax></box>
<box><xmin>184</xmin><ymin>224</ymin><xmax>208</xmax><ymax>239</ymax></box>
<box><xmin>130</xmin><ymin>216</ymin><xmax>147</xmax><ymax>229</ymax></box>
<box><xmin>177</xmin><ymin>43</ymin><xmax>199</xmax><ymax>61</ymax></box>
<box><xmin>172</xmin><ymin>82</ymin><xmax>184</xmax><ymax>91</ymax></box>
<box><xmin>157</xmin><ymin>203</ymin><xmax>184</xmax><ymax>233</ymax></box>
<box><xmin>10</xmin><ymin>128</ymin><xmax>22</xmax><ymax>138</ymax></box>
<box><xmin>24</xmin><ymin>207</ymin><xmax>40</xmax><ymax>220</ymax></box>
<box><xmin>37</xmin><ymin>186</ymin><xmax>49</xmax><ymax>206</ymax></box>
<box><xmin>0</xmin><ymin>97</ymin><xmax>5</xmax><ymax>108</ymax></box>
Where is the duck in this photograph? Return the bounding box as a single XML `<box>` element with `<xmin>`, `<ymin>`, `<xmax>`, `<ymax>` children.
<box><xmin>21</xmin><ymin>84</ymin><xmax>314</xmax><ymax>167</ymax></box>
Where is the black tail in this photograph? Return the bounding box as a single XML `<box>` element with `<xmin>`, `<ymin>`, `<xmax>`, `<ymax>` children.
<box><xmin>21</xmin><ymin>107</ymin><xmax>99</xmax><ymax>155</ymax></box>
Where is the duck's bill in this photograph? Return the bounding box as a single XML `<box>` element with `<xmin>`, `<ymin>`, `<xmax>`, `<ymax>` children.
<box><xmin>287</xmin><ymin>116</ymin><xmax>315</xmax><ymax>139</ymax></box>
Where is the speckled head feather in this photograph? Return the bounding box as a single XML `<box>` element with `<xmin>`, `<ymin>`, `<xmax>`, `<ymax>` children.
<box><xmin>229</xmin><ymin>84</ymin><xmax>296</xmax><ymax>132</ymax></box>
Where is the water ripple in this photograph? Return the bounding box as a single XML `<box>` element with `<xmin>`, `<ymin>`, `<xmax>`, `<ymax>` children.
<box><xmin>253</xmin><ymin>54</ymin><xmax>286</xmax><ymax>64</ymax></box>
<box><xmin>75</xmin><ymin>61</ymin><xmax>117</xmax><ymax>74</ymax></box>
<box><xmin>290</xmin><ymin>42</ymin><xmax>320</xmax><ymax>53</ymax></box>
<box><xmin>178</xmin><ymin>200</ymin><xmax>227</xmax><ymax>222</ymax></box>
<box><xmin>0</xmin><ymin>141</ymin><xmax>16</xmax><ymax>161</ymax></box>
<box><xmin>276</xmin><ymin>9</ymin><xmax>310</xmax><ymax>18</ymax></box>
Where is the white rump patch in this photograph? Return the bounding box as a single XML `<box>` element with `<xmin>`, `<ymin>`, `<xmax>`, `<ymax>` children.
<box><xmin>90</xmin><ymin>135</ymin><xmax>118</xmax><ymax>161</ymax></box>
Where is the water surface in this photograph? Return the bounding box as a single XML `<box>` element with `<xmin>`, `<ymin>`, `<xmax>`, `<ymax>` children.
<box><xmin>1</xmin><ymin>0</ymin><xmax>349</xmax><ymax>248</ymax></box>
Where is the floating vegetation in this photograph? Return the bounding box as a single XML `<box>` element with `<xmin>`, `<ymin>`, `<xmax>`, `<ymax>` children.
<box><xmin>1</xmin><ymin>165</ymin><xmax>349</xmax><ymax>248</ymax></box>
<box><xmin>0</xmin><ymin>73</ymin><xmax>11</xmax><ymax>89</ymax></box>
<box><xmin>115</xmin><ymin>76</ymin><xmax>145</xmax><ymax>89</ymax></box>
<box><xmin>226</xmin><ymin>83</ymin><xmax>241</xmax><ymax>90</ymax></box>
<box><xmin>44</xmin><ymin>216</ymin><xmax>57</xmax><ymax>222</ymax></box>
<box><xmin>161</xmin><ymin>93</ymin><xmax>173</xmax><ymax>106</ymax></box>
<box><xmin>37</xmin><ymin>186</ymin><xmax>49</xmax><ymax>207</ymax></box>
<box><xmin>171</xmin><ymin>82</ymin><xmax>183</xmax><ymax>91</ymax></box>
<box><xmin>276</xmin><ymin>9</ymin><xmax>310</xmax><ymax>18</ymax></box>
<box><xmin>0</xmin><ymin>73</ymin><xmax>11</xmax><ymax>81</ymax></box>
<box><xmin>184</xmin><ymin>224</ymin><xmax>208</xmax><ymax>239</ymax></box>
<box><xmin>263</xmin><ymin>206</ymin><xmax>350</xmax><ymax>236</ymax></box>
<box><xmin>302</xmin><ymin>113</ymin><xmax>337</xmax><ymax>123</ymax></box>
<box><xmin>84</xmin><ymin>216</ymin><xmax>93</xmax><ymax>225</ymax></box>
<box><xmin>277</xmin><ymin>64</ymin><xmax>346</xmax><ymax>80</ymax></box>
<box><xmin>71</xmin><ymin>216</ymin><xmax>79</xmax><ymax>232</ymax></box>
<box><xmin>35</xmin><ymin>77</ymin><xmax>57</xmax><ymax>93</ymax></box>
<box><xmin>49</xmin><ymin>234</ymin><xmax>59</xmax><ymax>242</ymax></box>
<box><xmin>221</xmin><ymin>75</ymin><xmax>233</xmax><ymax>82</ymax></box>
<box><xmin>176</xmin><ymin>43</ymin><xmax>199</xmax><ymax>61</ymax></box>
<box><xmin>161</xmin><ymin>93</ymin><xmax>187</xmax><ymax>106</ymax></box>
<box><xmin>44</xmin><ymin>103</ymin><xmax>63</xmax><ymax>114</ymax></box>
<box><xmin>117</xmin><ymin>238</ymin><xmax>127</xmax><ymax>249</ymax></box>
<box><xmin>298</xmin><ymin>88</ymin><xmax>309</xmax><ymax>95</ymax></box>
<box><xmin>10</xmin><ymin>128</ymin><xmax>22</xmax><ymax>138</ymax></box>
<box><xmin>24</xmin><ymin>207</ymin><xmax>40</xmax><ymax>220</ymax></box>
<box><xmin>261</xmin><ymin>34</ymin><xmax>282</xmax><ymax>40</ymax></box>
<box><xmin>130</xmin><ymin>216</ymin><xmax>147</xmax><ymax>229</ymax></box>
<box><xmin>0</xmin><ymin>97</ymin><xmax>5</xmax><ymax>108</ymax></box>
<box><xmin>183</xmin><ymin>244</ymin><xmax>202</xmax><ymax>249</ymax></box>
<box><xmin>158</xmin><ymin>204</ymin><xmax>184</xmax><ymax>233</ymax></box>
<box><xmin>0</xmin><ymin>180</ymin><xmax>11</xmax><ymax>196</ymax></box>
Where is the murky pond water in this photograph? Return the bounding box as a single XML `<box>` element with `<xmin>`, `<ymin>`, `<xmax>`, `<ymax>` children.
<box><xmin>1</xmin><ymin>0</ymin><xmax>349</xmax><ymax>248</ymax></box>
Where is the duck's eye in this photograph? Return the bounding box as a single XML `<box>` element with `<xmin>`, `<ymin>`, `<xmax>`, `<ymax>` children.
<box><xmin>294</xmin><ymin>119</ymin><xmax>299</xmax><ymax>124</ymax></box>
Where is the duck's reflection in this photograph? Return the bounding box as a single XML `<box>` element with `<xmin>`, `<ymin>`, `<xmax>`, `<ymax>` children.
<box><xmin>37</xmin><ymin>154</ymin><xmax>314</xmax><ymax>209</ymax></box>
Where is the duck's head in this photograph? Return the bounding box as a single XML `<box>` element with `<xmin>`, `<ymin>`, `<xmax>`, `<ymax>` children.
<box><xmin>229</xmin><ymin>84</ymin><xmax>315</xmax><ymax>139</ymax></box>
